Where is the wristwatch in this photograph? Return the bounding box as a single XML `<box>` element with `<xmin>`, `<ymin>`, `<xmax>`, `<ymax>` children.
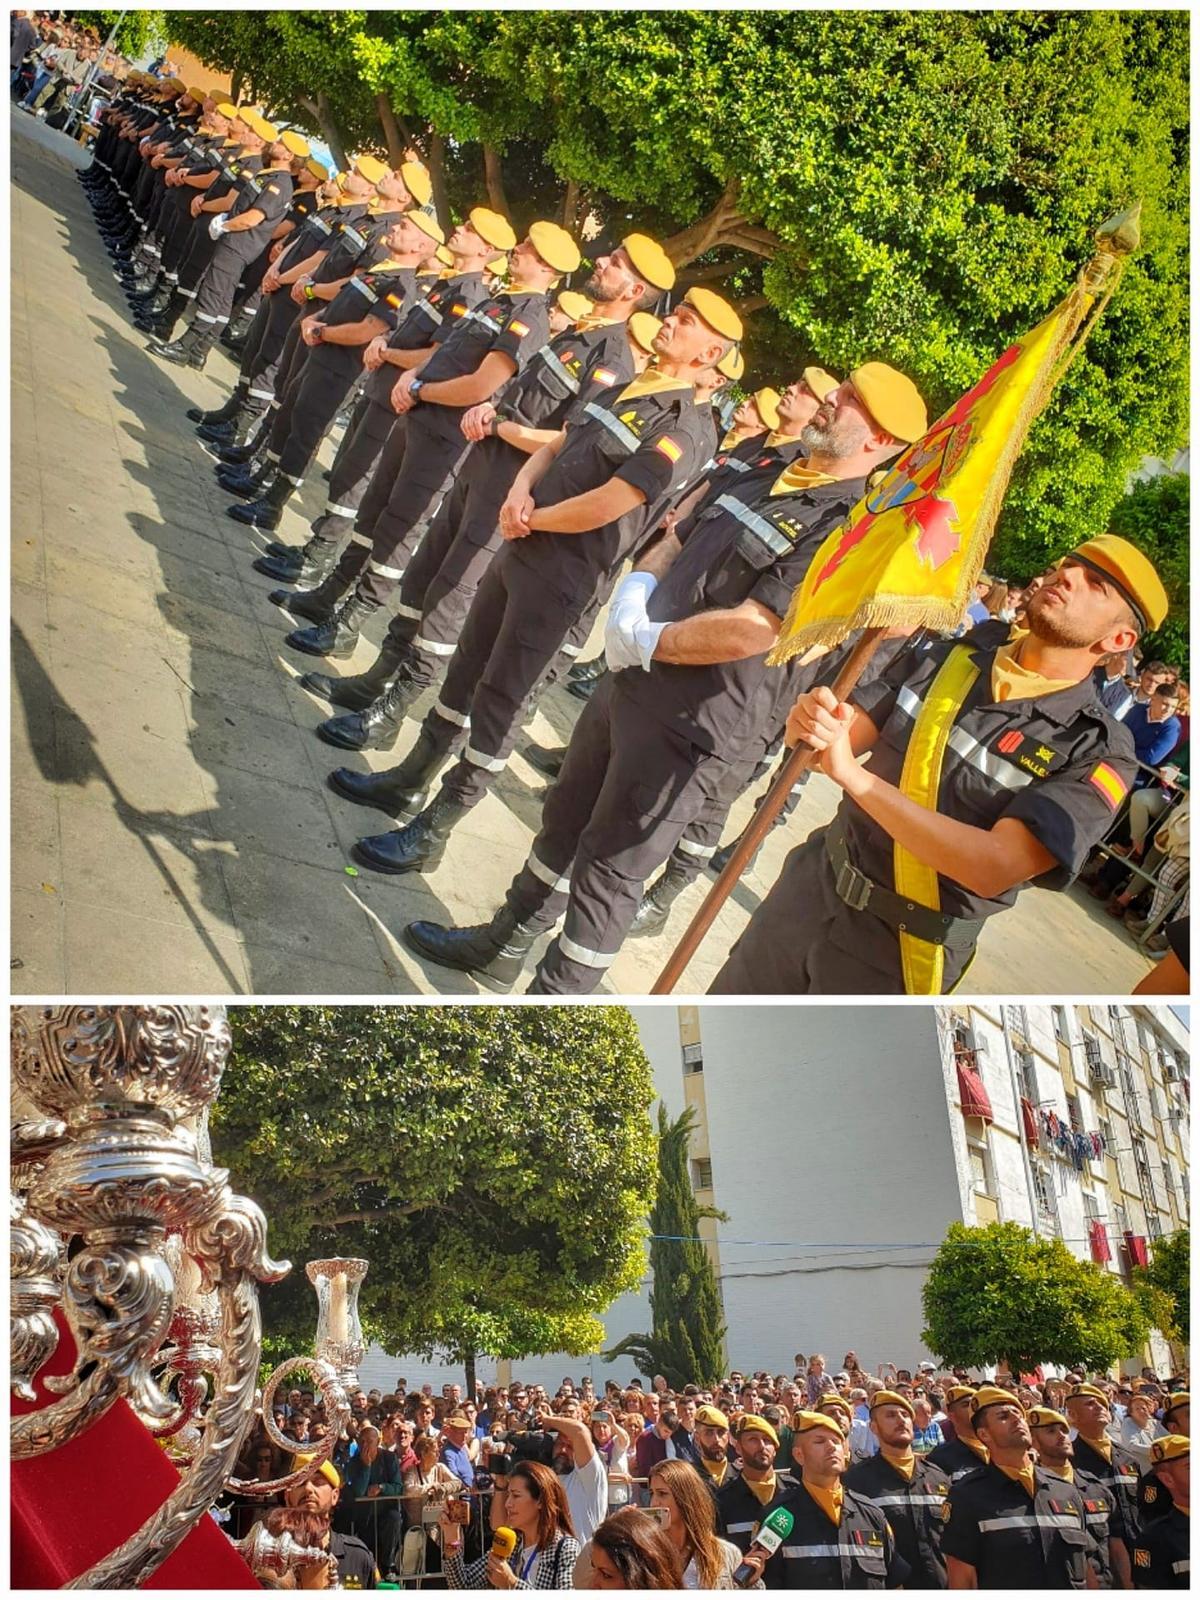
<box><xmin>409</xmin><ymin>378</ymin><xmax>424</xmax><ymax>402</ymax></box>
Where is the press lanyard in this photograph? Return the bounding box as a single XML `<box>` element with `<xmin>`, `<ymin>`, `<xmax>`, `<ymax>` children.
<box><xmin>520</xmin><ymin>1546</ymin><xmax>539</xmax><ymax>1583</ymax></box>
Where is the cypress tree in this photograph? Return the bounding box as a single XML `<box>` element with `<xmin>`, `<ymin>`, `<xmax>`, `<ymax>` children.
<box><xmin>606</xmin><ymin>1104</ymin><xmax>727</xmax><ymax>1388</ymax></box>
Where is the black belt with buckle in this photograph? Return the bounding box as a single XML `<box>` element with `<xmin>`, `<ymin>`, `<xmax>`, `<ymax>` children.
<box><xmin>824</xmin><ymin>821</ymin><xmax>985</xmax><ymax>952</ymax></box>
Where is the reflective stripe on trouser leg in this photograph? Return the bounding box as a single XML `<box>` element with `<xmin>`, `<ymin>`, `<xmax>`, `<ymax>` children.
<box><xmin>536</xmin><ymin>699</ymin><xmax>717</xmax><ymax>995</ymax></box>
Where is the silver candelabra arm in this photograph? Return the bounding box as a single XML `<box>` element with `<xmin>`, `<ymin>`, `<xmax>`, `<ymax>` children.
<box><xmin>226</xmin><ymin>1354</ymin><xmax>351</xmax><ymax>1497</ymax></box>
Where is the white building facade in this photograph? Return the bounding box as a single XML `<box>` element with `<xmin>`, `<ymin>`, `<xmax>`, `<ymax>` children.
<box><xmin>358</xmin><ymin>1004</ymin><xmax>1188</xmax><ymax>1394</ymax></box>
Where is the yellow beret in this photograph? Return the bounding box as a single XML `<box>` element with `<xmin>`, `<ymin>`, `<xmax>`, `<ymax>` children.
<box><xmin>1027</xmin><ymin>1407</ymin><xmax>1069</xmax><ymax>1430</ymax></box>
<box><xmin>628</xmin><ymin>311</ymin><xmax>663</xmax><ymax>353</ymax></box>
<box><xmin>717</xmin><ymin>346</ymin><xmax>745</xmax><ymax>381</ymax></box>
<box><xmin>406</xmin><ymin>210</ymin><xmax>446</xmax><ymax>246</ymax></box>
<box><xmin>694</xmin><ymin>1404</ymin><xmax>729</xmax><ymax>1429</ymax></box>
<box><xmin>849</xmin><ymin>362</ymin><xmax>928</xmax><ymax>444</ymax></box>
<box><xmin>487</xmin><ymin>252</ymin><xmax>510</xmax><ymax>275</ymax></box>
<box><xmin>684</xmin><ymin>287</ymin><xmax>744</xmax><ymax>343</ymax></box>
<box><xmin>253</xmin><ymin>116</ymin><xmax>281</xmax><ymax>144</ymax></box>
<box><xmin>945</xmin><ymin>1386</ymin><xmax>977</xmax><ymax>1406</ymax></box>
<box><xmin>401</xmin><ymin>161</ymin><xmax>433</xmax><ymax>207</ymax></box>
<box><xmin>622</xmin><ymin>234</ymin><xmax>676</xmax><ymax>292</ymax></box>
<box><xmin>469</xmin><ymin>206</ymin><xmax>518</xmax><ymax>253</ymax></box>
<box><xmin>529</xmin><ymin>220</ymin><xmax>582</xmax><ymax>275</ymax></box>
<box><xmin>869</xmin><ymin>1390</ymin><xmax>914</xmax><ymax>1419</ymax></box>
<box><xmin>1164</xmin><ymin>1392</ymin><xmax>1190</xmax><ymax>1418</ymax></box>
<box><xmin>818</xmin><ymin>1394</ymin><xmax>854</xmax><ymax>1420</ymax></box>
<box><xmin>557</xmin><ymin>289</ymin><xmax>594</xmax><ymax>323</ymax></box>
<box><xmin>1150</xmin><ymin>1434</ymin><xmax>1189</xmax><ymax>1467</ymax></box>
<box><xmin>753</xmin><ymin>387</ymin><xmax>782</xmax><ymax>430</ymax></box>
<box><xmin>802</xmin><ymin>365</ymin><xmax>840</xmax><ymax>402</ymax></box>
<box><xmin>792</xmin><ymin>1409</ymin><xmax>843</xmax><ymax>1440</ymax></box>
<box><xmin>187</xmin><ymin>87</ymin><xmax>206</xmax><ymax>105</ymax></box>
<box><xmin>280</xmin><ymin>129</ymin><xmax>309</xmax><ymax>158</ymax></box>
<box><xmin>354</xmin><ymin>154</ymin><xmax>389</xmax><ymax>186</ymax></box>
<box><xmin>1065</xmin><ymin>1385</ymin><xmax>1111</xmax><ymax>1409</ymax></box>
<box><xmin>970</xmin><ymin>1384</ymin><xmax>1020</xmax><ymax>1420</ymax></box>
<box><xmin>293</xmin><ymin>1452</ymin><xmax>341</xmax><ymax>1490</ymax></box>
<box><xmin>1068</xmin><ymin>535</ymin><xmax>1169</xmax><ymax>632</ymax></box>
<box><xmin>215</xmin><ymin>103</ymin><xmax>238</xmax><ymax>121</ymax></box>
<box><xmin>736</xmin><ymin>1414</ymin><xmax>779</xmax><ymax>1447</ymax></box>
<box><xmin>435</xmin><ymin>244</ymin><xmax>455</xmax><ymax>268</ymax></box>
<box><xmin>306</xmin><ymin>158</ymin><xmax>329</xmax><ymax>182</ymax></box>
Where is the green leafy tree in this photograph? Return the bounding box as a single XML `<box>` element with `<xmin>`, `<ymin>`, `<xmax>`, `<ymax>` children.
<box><xmin>922</xmin><ymin>1221</ymin><xmax>1151</xmax><ymax>1374</ymax></box>
<box><xmin>74</xmin><ymin>10</ymin><xmax>168</xmax><ymax>59</ymax></box>
<box><xmin>214</xmin><ymin>1006</ymin><xmax>657</xmax><ymax>1392</ymax></box>
<box><xmin>1106</xmin><ymin>474</ymin><xmax>1190</xmax><ymax>671</ymax></box>
<box><xmin>605</xmin><ymin>1104</ymin><xmax>727</xmax><ymax>1388</ymax></box>
<box><xmin>1134</xmin><ymin>1227</ymin><xmax>1189</xmax><ymax>1345</ymax></box>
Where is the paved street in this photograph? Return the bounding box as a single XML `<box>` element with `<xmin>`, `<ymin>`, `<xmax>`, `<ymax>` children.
<box><xmin>10</xmin><ymin>114</ymin><xmax>1157</xmax><ymax>997</ymax></box>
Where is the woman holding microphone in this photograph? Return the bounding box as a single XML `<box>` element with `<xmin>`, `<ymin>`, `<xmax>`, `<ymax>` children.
<box><xmin>441</xmin><ymin>1459</ymin><xmax>579</xmax><ymax>1589</ymax></box>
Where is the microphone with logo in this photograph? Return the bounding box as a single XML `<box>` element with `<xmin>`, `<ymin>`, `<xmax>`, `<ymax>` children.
<box><xmin>490</xmin><ymin>1526</ymin><xmax>519</xmax><ymax>1562</ymax></box>
<box><xmin>733</xmin><ymin>1506</ymin><xmax>794</xmax><ymax>1587</ymax></box>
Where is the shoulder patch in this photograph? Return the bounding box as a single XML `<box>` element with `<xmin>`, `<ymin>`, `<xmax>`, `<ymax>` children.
<box><xmin>591</xmin><ymin>367</ymin><xmax>617</xmax><ymax>386</ymax></box>
<box><xmin>1144</xmin><ymin>1484</ymin><xmax>1158</xmax><ymax>1502</ymax></box>
<box><xmin>506</xmin><ymin>318</ymin><xmax>530</xmax><ymax>338</ymax></box>
<box><xmin>654</xmin><ymin>436</ymin><xmax>683</xmax><ymax>463</ymax></box>
<box><xmin>1088</xmin><ymin>761</ymin><xmax>1128</xmax><ymax>809</ymax></box>
<box><xmin>450</xmin><ymin>302</ymin><xmax>467</xmax><ymax>316</ymax></box>
<box><xmin>1134</xmin><ymin>1548</ymin><xmax>1152</xmax><ymax>1568</ymax></box>
<box><xmin>941</xmin><ymin>1500</ymin><xmax>952</xmax><ymax>1523</ymax></box>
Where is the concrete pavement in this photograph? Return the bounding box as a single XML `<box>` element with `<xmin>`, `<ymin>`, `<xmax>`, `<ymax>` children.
<box><xmin>9</xmin><ymin>113</ymin><xmax>1157</xmax><ymax>997</ymax></box>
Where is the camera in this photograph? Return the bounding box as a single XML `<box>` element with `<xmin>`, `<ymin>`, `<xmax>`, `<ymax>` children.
<box><xmin>489</xmin><ymin>1427</ymin><xmax>556</xmax><ymax>1474</ymax></box>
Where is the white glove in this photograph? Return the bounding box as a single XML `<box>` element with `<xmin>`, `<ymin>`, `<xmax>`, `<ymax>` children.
<box><xmin>631</xmin><ymin>616</ymin><xmax>668</xmax><ymax>671</ymax></box>
<box><xmin>207</xmin><ymin>214</ymin><xmax>229</xmax><ymax>240</ymax></box>
<box><xmin>608</xmin><ymin>570</ymin><xmax>658</xmax><ymax>634</ymax></box>
<box><xmin>604</xmin><ymin>612</ymin><xmax>642</xmax><ymax>673</ymax></box>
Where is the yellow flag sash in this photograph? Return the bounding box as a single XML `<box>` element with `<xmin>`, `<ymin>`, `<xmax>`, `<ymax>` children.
<box><xmin>895</xmin><ymin>645</ymin><xmax>980</xmax><ymax>995</ymax></box>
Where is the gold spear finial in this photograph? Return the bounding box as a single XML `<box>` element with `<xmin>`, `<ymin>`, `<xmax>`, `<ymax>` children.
<box><xmin>1095</xmin><ymin>199</ymin><xmax>1142</xmax><ymax>257</ymax></box>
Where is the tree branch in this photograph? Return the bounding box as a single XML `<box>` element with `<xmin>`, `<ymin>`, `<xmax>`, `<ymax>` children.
<box><xmin>428</xmin><ymin>131</ymin><xmax>451</xmax><ymax>234</ymax></box>
<box><xmin>482</xmin><ymin>142</ymin><xmax>511</xmax><ymax>220</ymax></box>
<box><xmin>330</xmin><ymin>1201</ymin><xmax>431</xmax><ymax>1226</ymax></box>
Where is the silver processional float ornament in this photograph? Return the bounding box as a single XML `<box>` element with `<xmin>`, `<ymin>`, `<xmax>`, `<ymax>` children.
<box><xmin>6</xmin><ymin>1005</ymin><xmax>363</xmax><ymax>1589</ymax></box>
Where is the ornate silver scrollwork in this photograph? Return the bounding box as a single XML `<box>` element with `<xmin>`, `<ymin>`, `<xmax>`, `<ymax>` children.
<box><xmin>10</xmin><ymin>1190</ymin><xmax>65</xmax><ymax>1402</ymax></box>
<box><xmin>231</xmin><ymin>1519</ymin><xmax>340</xmax><ymax>1587</ymax></box>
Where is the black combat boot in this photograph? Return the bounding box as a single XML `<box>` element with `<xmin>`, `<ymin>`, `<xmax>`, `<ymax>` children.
<box><xmin>268</xmin><ymin>566</ymin><xmax>352</xmax><ymax>621</ymax></box>
<box><xmin>351</xmin><ymin>795</ymin><xmax>469</xmax><ymax>875</ymax></box>
<box><xmin>227</xmin><ymin>472</ymin><xmax>295</xmax><ymax>530</ymax></box>
<box><xmin>403</xmin><ymin>905</ymin><xmax>539</xmax><ymax>990</ymax></box>
<box><xmin>628</xmin><ymin>858</ymin><xmax>699</xmax><ymax>938</ymax></box>
<box><xmin>325</xmin><ymin>727</ymin><xmax>449</xmax><ymax>817</ymax></box>
<box><xmin>219</xmin><ymin>457</ymin><xmax>275</xmax><ymax>500</ymax></box>
<box><xmin>523</xmin><ymin>743</ymin><xmax>567</xmax><ymax>780</ymax></box>
<box><xmin>253</xmin><ymin>530</ymin><xmax>340</xmax><ymax>584</ymax></box>
<box><xmin>142</xmin><ymin>288</ymin><xmax>188</xmax><ymax>345</ymax></box>
<box><xmin>317</xmin><ymin>671</ymin><xmax>423</xmax><ymax>751</ymax></box>
<box><xmin>567</xmin><ymin>653</ymin><xmax>607</xmax><ymax>684</ymax></box>
<box><xmin>567</xmin><ymin>665</ymin><xmax>608</xmax><ymax>704</ymax></box>
<box><xmin>148</xmin><ymin>322</ymin><xmax>214</xmax><ymax>370</ymax></box>
<box><xmin>215</xmin><ymin>413</ymin><xmax>271</xmax><ymax>465</ymax></box>
<box><xmin>299</xmin><ymin>636</ymin><xmax>410</xmax><ymax>710</ymax></box>
<box><xmin>286</xmin><ymin>592</ymin><xmax>379</xmax><ymax>659</ymax></box>
<box><xmin>189</xmin><ymin>389</ymin><xmax>243</xmax><ymax>427</ymax></box>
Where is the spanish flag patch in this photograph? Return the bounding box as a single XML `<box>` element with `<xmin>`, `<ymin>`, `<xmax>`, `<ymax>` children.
<box><xmin>592</xmin><ymin>367</ymin><xmax>617</xmax><ymax>386</ymax></box>
<box><xmin>654</xmin><ymin>436</ymin><xmax>683</xmax><ymax>463</ymax></box>
<box><xmin>385</xmin><ymin>293</ymin><xmax>403</xmax><ymax>309</ymax></box>
<box><xmin>506</xmin><ymin>319</ymin><xmax>529</xmax><ymax>337</ymax></box>
<box><xmin>450</xmin><ymin>302</ymin><xmax>467</xmax><ymax>316</ymax></box>
<box><xmin>1088</xmin><ymin>762</ymin><xmax>1128</xmax><ymax>810</ymax></box>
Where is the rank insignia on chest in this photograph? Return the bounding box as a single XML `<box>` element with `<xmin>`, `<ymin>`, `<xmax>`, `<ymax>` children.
<box><xmin>993</xmin><ymin>729</ymin><xmax>1064</xmax><ymax>778</ymax></box>
<box><xmin>772</xmin><ymin>514</ymin><xmax>806</xmax><ymax>543</ymax></box>
<box><xmin>1083</xmin><ymin>1500</ymin><xmax>1106</xmax><ymax>1514</ymax></box>
<box><xmin>1135</xmin><ymin>1549</ymin><xmax>1152</xmax><ymax>1568</ymax></box>
<box><xmin>619</xmin><ymin>408</ymin><xmax>647</xmax><ymax>436</ymax></box>
<box><xmin>655</xmin><ymin>436</ymin><xmax>683</xmax><ymax>463</ymax></box>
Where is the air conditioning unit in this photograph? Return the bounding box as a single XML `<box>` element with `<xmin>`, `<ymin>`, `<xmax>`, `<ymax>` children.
<box><xmin>1160</xmin><ymin>1052</ymin><xmax>1180</xmax><ymax>1082</ymax></box>
<box><xmin>1084</xmin><ymin>1040</ymin><xmax>1114</xmax><ymax>1086</ymax></box>
<box><xmin>974</xmin><ymin>1036</ymin><xmax>990</xmax><ymax>1057</ymax></box>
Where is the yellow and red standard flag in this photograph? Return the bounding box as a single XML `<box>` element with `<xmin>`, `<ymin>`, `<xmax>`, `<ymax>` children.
<box><xmin>768</xmin><ymin>205</ymin><xmax>1140</xmax><ymax>664</ymax></box>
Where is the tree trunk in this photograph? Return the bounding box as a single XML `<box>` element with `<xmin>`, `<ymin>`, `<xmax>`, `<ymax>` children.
<box><xmin>464</xmin><ymin>1349</ymin><xmax>477</xmax><ymax>1405</ymax></box>
<box><xmin>428</xmin><ymin>131</ymin><xmax>451</xmax><ymax>236</ymax></box>
<box><xmin>375</xmin><ymin>91</ymin><xmax>405</xmax><ymax>169</ymax></box>
<box><xmin>482</xmin><ymin>142</ymin><xmax>511</xmax><ymax>221</ymax></box>
<box><xmin>299</xmin><ymin>90</ymin><xmax>348</xmax><ymax>174</ymax></box>
<box><xmin>662</xmin><ymin>178</ymin><xmax>786</xmax><ymax>271</ymax></box>
<box><xmin>562</xmin><ymin>178</ymin><xmax>579</xmax><ymax>233</ymax></box>
<box><xmin>230</xmin><ymin>68</ymin><xmax>244</xmax><ymax>105</ymax></box>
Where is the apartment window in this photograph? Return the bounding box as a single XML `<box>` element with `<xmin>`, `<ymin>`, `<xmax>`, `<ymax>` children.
<box><xmin>1032</xmin><ymin>1163</ymin><xmax>1055</xmax><ymax>1218</ymax></box>
<box><xmin>1053</xmin><ymin>1007</ymin><xmax>1070</xmax><ymax>1042</ymax></box>
<box><xmin>1115</xmin><ymin>1203</ymin><xmax>1131</xmax><ymax>1236</ymax></box>
<box><xmin>692</xmin><ymin>1158</ymin><xmax>713</xmax><ymax>1191</ymax></box>
<box><xmin>682</xmin><ymin>1042</ymin><xmax>704</xmax><ymax>1073</ymax></box>
<box><xmin>1147</xmin><ymin>1213</ymin><xmax>1163</xmax><ymax>1241</ymax></box>
<box><xmin>1018</xmin><ymin>1051</ymin><xmax>1039</xmax><ymax>1106</ymax></box>
<box><xmin>1065</xmin><ymin>1093</ymin><xmax>1083</xmax><ymax>1133</ymax></box>
<box><xmin>1082</xmin><ymin>1191</ymin><xmax>1101</xmax><ymax>1222</ymax></box>
<box><xmin>1098</xmin><ymin>1116</ymin><xmax>1114</xmax><ymax>1148</ymax></box>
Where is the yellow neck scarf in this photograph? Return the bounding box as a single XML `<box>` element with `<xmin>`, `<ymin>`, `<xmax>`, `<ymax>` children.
<box><xmin>764</xmin><ymin>428</ymin><xmax>803</xmax><ymax>450</ymax></box>
<box><xmin>879</xmin><ymin>1445</ymin><xmax>916</xmax><ymax>1482</ymax></box>
<box><xmin>962</xmin><ymin>1436</ymin><xmax>989</xmax><ymax>1461</ymax></box>
<box><xmin>769</xmin><ymin>462</ymin><xmax>839</xmax><ymax>498</ymax></box>
<box><xmin>997</xmin><ymin>1461</ymin><xmax>1038</xmax><ymax>1498</ymax></box>
<box><xmin>501</xmin><ymin>282</ymin><xmax>542</xmax><ymax>296</ymax></box>
<box><xmin>990</xmin><ymin>630</ymin><xmax>1082</xmax><ymax>703</ymax></box>
<box><xmin>719</xmin><ymin>427</ymin><xmax>754</xmax><ymax>451</ymax></box>
<box><xmin>1081</xmin><ymin>1433</ymin><xmax>1113</xmax><ymax>1463</ymax></box>
<box><xmin>804</xmin><ymin>1479</ymin><xmax>844</xmax><ymax>1525</ymax></box>
<box><xmin>1054</xmin><ymin>1461</ymin><xmax>1075</xmax><ymax>1483</ymax></box>
<box><xmin>615</xmin><ymin>370</ymin><xmax>694</xmax><ymax>405</ymax></box>
<box><xmin>744</xmin><ymin>1470</ymin><xmax>778</xmax><ymax>1507</ymax></box>
<box><xmin>575</xmin><ymin>314</ymin><xmax>620</xmax><ymax>332</ymax></box>
<box><xmin>700</xmin><ymin>1457</ymin><xmax>729</xmax><ymax>1486</ymax></box>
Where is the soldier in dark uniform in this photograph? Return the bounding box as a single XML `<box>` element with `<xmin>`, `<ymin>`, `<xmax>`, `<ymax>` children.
<box><xmin>94</xmin><ymin>76</ymin><xmax>183</xmax><ymax>252</ymax></box>
<box><xmin>715</xmin><ymin>1415</ymin><xmax>789</xmax><ymax>1557</ymax></box>
<box><xmin>255</xmin><ymin>228</ymin><xmax>494</xmax><ymax>591</ymax></box>
<box><xmin>331</xmin><ymin>282</ymin><xmax>726</xmax><ymax>895</ymax></box>
<box><xmin>693</xmin><ymin>1404</ymin><xmax>737</xmax><ymax>1498</ymax></box>
<box><xmin>309</xmin><ymin>233</ymin><xmax>670</xmax><ymax>748</ymax></box>
<box><xmin>941</xmin><ymin>1386</ymin><xmax>1091</xmax><ymax>1589</ymax></box>
<box><xmin>285</xmin><ymin>1455</ymin><xmax>378</xmax><ymax>1588</ymax></box>
<box><xmin>1027</xmin><ymin>1404</ymin><xmax>1126</xmax><ymax>1589</ymax></box>
<box><xmin>1139</xmin><ymin>1391</ymin><xmax>1188</xmax><ymax>1523</ymax></box>
<box><xmin>399</xmin><ymin>360</ymin><xmax>913</xmax><ymax>994</ymax></box>
<box><xmin>221</xmin><ymin>153</ymin><xmax>327</xmax><ymax>348</ymax></box>
<box><xmin>1064</xmin><ymin>1383</ymin><xmax>1143</xmax><ymax>1565</ymax></box>
<box><xmin>1131</xmin><ymin>1435</ymin><xmax>1189</xmax><ymax>1589</ymax></box>
<box><xmin>110</xmin><ymin>84</ymin><xmax>204</xmax><ymax>273</ymax></box>
<box><xmin>845</xmin><ymin>1390</ymin><xmax>950</xmax><ymax>1588</ymax></box>
<box><xmin>928</xmin><ymin>1386</ymin><xmax>990</xmax><ymax>1483</ymax></box>
<box><xmin>150</xmin><ymin>116</ymin><xmax>306</xmax><ymax>370</ymax></box>
<box><xmin>713</xmin><ymin>532</ymin><xmax>1169</xmax><ymax>995</ymax></box>
<box><xmin>280</xmin><ymin>214</ymin><xmax>576</xmax><ymax>661</ymax></box>
<box><xmin>745</xmin><ymin>1410</ymin><xmax>907</xmax><ymax>1589</ymax></box>
<box><xmin>224</xmin><ymin>208</ymin><xmax>443</xmax><ymax>529</ymax></box>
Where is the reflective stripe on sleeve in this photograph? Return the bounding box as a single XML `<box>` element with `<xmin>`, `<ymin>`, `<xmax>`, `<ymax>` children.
<box><xmin>713</xmin><ymin>492</ymin><xmax>792</xmax><ymax>557</ymax></box>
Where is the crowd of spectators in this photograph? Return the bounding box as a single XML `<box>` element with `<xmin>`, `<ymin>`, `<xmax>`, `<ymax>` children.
<box><xmin>223</xmin><ymin>1352</ymin><xmax>1188</xmax><ymax>1586</ymax></box>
